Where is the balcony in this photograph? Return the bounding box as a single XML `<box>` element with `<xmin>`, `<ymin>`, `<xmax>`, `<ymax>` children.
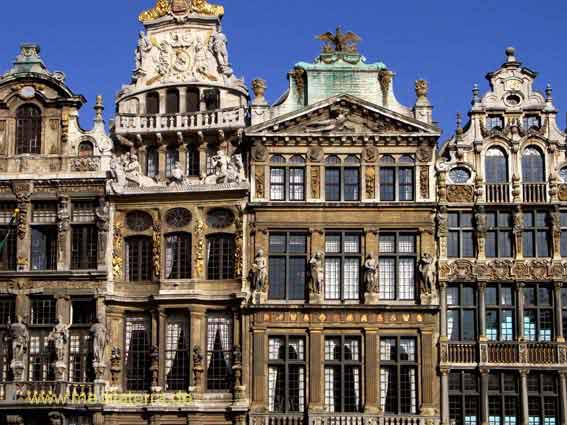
<box><xmin>0</xmin><ymin>381</ymin><xmax>95</xmax><ymax>403</ymax></box>
<box><xmin>485</xmin><ymin>183</ymin><xmax>510</xmax><ymax>203</ymax></box>
<box><xmin>115</xmin><ymin>106</ymin><xmax>247</xmax><ymax>135</ymax></box>
<box><xmin>522</xmin><ymin>183</ymin><xmax>547</xmax><ymax>203</ymax></box>
<box><xmin>441</xmin><ymin>341</ymin><xmax>562</xmax><ymax>366</ymax></box>
<box><xmin>250</xmin><ymin>414</ymin><xmax>439</xmax><ymax>425</ymax></box>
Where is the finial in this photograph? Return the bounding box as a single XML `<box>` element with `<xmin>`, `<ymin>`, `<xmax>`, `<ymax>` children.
<box><xmin>252</xmin><ymin>79</ymin><xmax>267</xmax><ymax>99</ymax></box>
<box><xmin>415</xmin><ymin>79</ymin><xmax>429</xmax><ymax>99</ymax></box>
<box><xmin>472</xmin><ymin>83</ymin><xmax>480</xmax><ymax>104</ymax></box>
<box><xmin>456</xmin><ymin>113</ymin><xmax>462</xmax><ymax>130</ymax></box>
<box><xmin>94</xmin><ymin>95</ymin><xmax>104</xmax><ymax>122</ymax></box>
<box><xmin>546</xmin><ymin>82</ymin><xmax>553</xmax><ymax>100</ymax></box>
<box><xmin>505</xmin><ymin>47</ymin><xmax>517</xmax><ymax>63</ymax></box>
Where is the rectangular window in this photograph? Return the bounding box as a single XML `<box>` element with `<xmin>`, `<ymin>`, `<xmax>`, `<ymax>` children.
<box><xmin>186</xmin><ymin>147</ymin><xmax>200</xmax><ymax>177</ymax></box>
<box><xmin>32</xmin><ymin>202</ymin><xmax>57</xmax><ymax>223</ymax></box>
<box><xmin>71</xmin><ymin>299</ymin><xmax>96</xmax><ymax>325</ymax></box>
<box><xmin>379</xmin><ymin>233</ymin><xmax>416</xmax><ymax>301</ymax></box>
<box><xmin>523</xmin><ymin>211</ymin><xmax>550</xmax><ymax>258</ymax></box>
<box><xmin>125</xmin><ymin>316</ymin><xmax>151</xmax><ymax>391</ymax></box>
<box><xmin>380</xmin><ymin>336</ymin><xmax>418</xmax><ymax>414</ymax></box>
<box><xmin>447</xmin><ymin>285</ymin><xmax>477</xmax><ymax>341</ymax></box>
<box><xmin>524</xmin><ymin>285</ymin><xmax>554</xmax><ymax>342</ymax></box>
<box><xmin>0</xmin><ymin>297</ymin><xmax>15</xmax><ymax>325</ymax></box>
<box><xmin>324</xmin><ymin>336</ymin><xmax>361</xmax><ymax>412</ymax></box>
<box><xmin>270</xmin><ymin>168</ymin><xmax>285</xmax><ymax>201</ymax></box>
<box><xmin>399</xmin><ymin>168</ymin><xmax>415</xmax><ymax>201</ymax></box>
<box><xmin>448</xmin><ymin>212</ymin><xmax>475</xmax><ymax>258</ymax></box>
<box><xmin>527</xmin><ymin>373</ymin><xmax>559</xmax><ymax>425</ymax></box>
<box><xmin>486</xmin><ymin>285</ymin><xmax>515</xmax><ymax>341</ymax></box>
<box><xmin>31</xmin><ymin>226</ymin><xmax>58</xmax><ymax>271</ymax></box>
<box><xmin>0</xmin><ymin>203</ymin><xmax>18</xmax><ymax>271</ymax></box>
<box><xmin>288</xmin><ymin>168</ymin><xmax>305</xmax><ymax>201</ymax></box>
<box><xmin>344</xmin><ymin>168</ymin><xmax>360</xmax><ymax>201</ymax></box>
<box><xmin>71</xmin><ymin>225</ymin><xmax>98</xmax><ymax>270</ymax></box>
<box><xmin>486</xmin><ymin>211</ymin><xmax>513</xmax><ymax>258</ymax></box>
<box><xmin>69</xmin><ymin>332</ymin><xmax>94</xmax><ymax>383</ymax></box>
<box><xmin>487</xmin><ymin>115</ymin><xmax>504</xmax><ymax>130</ymax></box>
<box><xmin>165</xmin><ymin>313</ymin><xmax>189</xmax><ymax>391</ymax></box>
<box><xmin>324</xmin><ymin>232</ymin><xmax>361</xmax><ymax>302</ymax></box>
<box><xmin>449</xmin><ymin>371</ymin><xmax>480</xmax><ymax>425</ymax></box>
<box><xmin>207</xmin><ymin>312</ymin><xmax>232</xmax><ymax>391</ymax></box>
<box><xmin>268</xmin><ymin>232</ymin><xmax>307</xmax><ymax>301</ymax></box>
<box><xmin>29</xmin><ymin>297</ymin><xmax>57</xmax><ymax>382</ymax></box>
<box><xmin>31</xmin><ymin>297</ymin><xmax>56</xmax><ymax>325</ymax></box>
<box><xmin>325</xmin><ymin>168</ymin><xmax>341</xmax><ymax>201</ymax></box>
<box><xmin>380</xmin><ymin>168</ymin><xmax>395</xmax><ymax>201</ymax></box>
<box><xmin>488</xmin><ymin>372</ymin><xmax>519</xmax><ymax>425</ymax></box>
<box><xmin>268</xmin><ymin>336</ymin><xmax>306</xmax><ymax>413</ymax></box>
<box><xmin>166</xmin><ymin>147</ymin><xmax>180</xmax><ymax>178</ymax></box>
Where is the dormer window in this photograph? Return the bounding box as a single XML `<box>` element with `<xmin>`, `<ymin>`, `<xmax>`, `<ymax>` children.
<box><xmin>486</xmin><ymin>115</ymin><xmax>504</xmax><ymax>131</ymax></box>
<box><xmin>523</xmin><ymin>115</ymin><xmax>541</xmax><ymax>131</ymax></box>
<box><xmin>16</xmin><ymin>104</ymin><xmax>42</xmax><ymax>155</ymax></box>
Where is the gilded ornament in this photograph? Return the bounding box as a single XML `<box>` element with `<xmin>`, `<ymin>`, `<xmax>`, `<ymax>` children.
<box><xmin>194</xmin><ymin>217</ymin><xmax>206</xmax><ymax>278</ymax></box>
<box><xmin>152</xmin><ymin>223</ymin><xmax>161</xmax><ymax>278</ymax></box>
<box><xmin>112</xmin><ymin>224</ymin><xmax>123</xmax><ymax>280</ymax></box>
<box><xmin>139</xmin><ymin>0</ymin><xmax>171</xmax><ymax>22</ymax></box>
<box><xmin>191</xmin><ymin>0</ymin><xmax>224</xmax><ymax>16</ymax></box>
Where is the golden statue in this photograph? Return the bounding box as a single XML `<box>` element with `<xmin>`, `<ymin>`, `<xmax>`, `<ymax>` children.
<box><xmin>139</xmin><ymin>0</ymin><xmax>224</xmax><ymax>22</ymax></box>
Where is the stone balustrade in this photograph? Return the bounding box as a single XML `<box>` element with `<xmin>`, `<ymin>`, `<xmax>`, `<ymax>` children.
<box><xmin>115</xmin><ymin>107</ymin><xmax>247</xmax><ymax>134</ymax></box>
<box><xmin>249</xmin><ymin>413</ymin><xmax>439</xmax><ymax>425</ymax></box>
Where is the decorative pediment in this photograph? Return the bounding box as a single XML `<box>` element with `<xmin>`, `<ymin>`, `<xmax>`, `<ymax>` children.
<box><xmin>247</xmin><ymin>94</ymin><xmax>439</xmax><ymax>137</ymax></box>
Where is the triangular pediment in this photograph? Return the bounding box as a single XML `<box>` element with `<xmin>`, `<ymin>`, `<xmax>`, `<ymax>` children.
<box><xmin>247</xmin><ymin>94</ymin><xmax>440</xmax><ymax>136</ymax></box>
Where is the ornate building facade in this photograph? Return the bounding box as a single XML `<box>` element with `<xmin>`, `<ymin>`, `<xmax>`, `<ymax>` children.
<box><xmin>0</xmin><ymin>2</ymin><xmax>566</xmax><ymax>425</ymax></box>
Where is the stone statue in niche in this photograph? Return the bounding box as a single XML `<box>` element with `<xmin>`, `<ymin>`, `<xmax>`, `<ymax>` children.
<box><xmin>250</xmin><ymin>249</ymin><xmax>268</xmax><ymax>292</ymax></box>
<box><xmin>418</xmin><ymin>253</ymin><xmax>435</xmax><ymax>298</ymax></box>
<box><xmin>363</xmin><ymin>253</ymin><xmax>378</xmax><ymax>293</ymax></box>
<box><xmin>48</xmin><ymin>315</ymin><xmax>70</xmax><ymax>363</ymax></box>
<box><xmin>90</xmin><ymin>315</ymin><xmax>109</xmax><ymax>365</ymax></box>
<box><xmin>308</xmin><ymin>251</ymin><xmax>325</xmax><ymax>295</ymax></box>
<box><xmin>9</xmin><ymin>316</ymin><xmax>29</xmax><ymax>365</ymax></box>
<box><xmin>209</xmin><ymin>31</ymin><xmax>233</xmax><ymax>79</ymax></box>
<box><xmin>95</xmin><ymin>197</ymin><xmax>110</xmax><ymax>263</ymax></box>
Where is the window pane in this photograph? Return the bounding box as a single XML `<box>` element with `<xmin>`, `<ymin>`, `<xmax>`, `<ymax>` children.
<box><xmin>398</xmin><ymin>258</ymin><xmax>415</xmax><ymax>300</ymax></box>
<box><xmin>379</xmin><ymin>258</ymin><xmax>395</xmax><ymax>300</ymax></box>
<box><xmin>380</xmin><ymin>235</ymin><xmax>396</xmax><ymax>253</ymax></box>
<box><xmin>380</xmin><ymin>168</ymin><xmax>395</xmax><ymax>201</ymax></box>
<box><xmin>325</xmin><ymin>235</ymin><xmax>341</xmax><ymax>253</ymax></box>
<box><xmin>325</xmin><ymin>168</ymin><xmax>341</xmax><ymax>201</ymax></box>
<box><xmin>324</xmin><ymin>258</ymin><xmax>340</xmax><ymax>300</ymax></box>
<box><xmin>462</xmin><ymin>310</ymin><xmax>476</xmax><ymax>340</ymax></box>
<box><xmin>343</xmin><ymin>235</ymin><xmax>360</xmax><ymax>253</ymax></box>
<box><xmin>288</xmin><ymin>257</ymin><xmax>306</xmax><ymax>300</ymax></box>
<box><xmin>343</xmin><ymin>258</ymin><xmax>360</xmax><ymax>300</ymax></box>
<box><xmin>344</xmin><ymin>168</ymin><xmax>360</xmax><ymax>201</ymax></box>
<box><xmin>269</xmin><ymin>257</ymin><xmax>286</xmax><ymax>300</ymax></box>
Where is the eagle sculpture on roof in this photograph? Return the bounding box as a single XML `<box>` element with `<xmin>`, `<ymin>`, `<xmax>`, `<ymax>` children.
<box><xmin>316</xmin><ymin>27</ymin><xmax>361</xmax><ymax>53</ymax></box>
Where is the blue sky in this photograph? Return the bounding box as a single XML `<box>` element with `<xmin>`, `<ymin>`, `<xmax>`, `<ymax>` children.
<box><xmin>2</xmin><ymin>0</ymin><xmax>566</xmax><ymax>141</ymax></box>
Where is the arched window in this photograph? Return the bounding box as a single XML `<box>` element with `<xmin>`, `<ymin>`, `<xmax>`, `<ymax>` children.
<box><xmin>125</xmin><ymin>236</ymin><xmax>153</xmax><ymax>282</ymax></box>
<box><xmin>522</xmin><ymin>146</ymin><xmax>545</xmax><ymax>183</ymax></box>
<box><xmin>146</xmin><ymin>92</ymin><xmax>160</xmax><ymax>115</ymax></box>
<box><xmin>325</xmin><ymin>155</ymin><xmax>360</xmax><ymax>201</ymax></box>
<box><xmin>187</xmin><ymin>88</ymin><xmax>200</xmax><ymax>113</ymax></box>
<box><xmin>165</xmin><ymin>232</ymin><xmax>191</xmax><ymax>279</ymax></box>
<box><xmin>485</xmin><ymin>147</ymin><xmax>509</xmax><ymax>183</ymax></box>
<box><xmin>207</xmin><ymin>234</ymin><xmax>235</xmax><ymax>280</ymax></box>
<box><xmin>166</xmin><ymin>89</ymin><xmax>180</xmax><ymax>114</ymax></box>
<box><xmin>78</xmin><ymin>141</ymin><xmax>94</xmax><ymax>158</ymax></box>
<box><xmin>16</xmin><ymin>104</ymin><xmax>42</xmax><ymax>154</ymax></box>
<box><xmin>379</xmin><ymin>155</ymin><xmax>415</xmax><ymax>201</ymax></box>
<box><xmin>166</xmin><ymin>146</ymin><xmax>179</xmax><ymax>178</ymax></box>
<box><xmin>146</xmin><ymin>146</ymin><xmax>159</xmax><ymax>177</ymax></box>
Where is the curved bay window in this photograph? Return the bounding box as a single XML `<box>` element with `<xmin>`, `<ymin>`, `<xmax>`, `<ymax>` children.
<box><xmin>269</xmin><ymin>155</ymin><xmax>305</xmax><ymax>201</ymax></box>
<box><xmin>324</xmin><ymin>336</ymin><xmax>361</xmax><ymax>412</ymax></box>
<box><xmin>268</xmin><ymin>336</ymin><xmax>306</xmax><ymax>413</ymax></box>
<box><xmin>207</xmin><ymin>234</ymin><xmax>235</xmax><ymax>280</ymax></box>
<box><xmin>523</xmin><ymin>284</ymin><xmax>553</xmax><ymax>342</ymax></box>
<box><xmin>449</xmin><ymin>370</ymin><xmax>480</xmax><ymax>425</ymax></box>
<box><xmin>485</xmin><ymin>147</ymin><xmax>509</xmax><ymax>183</ymax></box>
<box><xmin>380</xmin><ymin>336</ymin><xmax>418</xmax><ymax>414</ymax></box>
<box><xmin>146</xmin><ymin>92</ymin><xmax>160</xmax><ymax>115</ymax></box>
<box><xmin>125</xmin><ymin>236</ymin><xmax>153</xmax><ymax>282</ymax></box>
<box><xmin>165</xmin><ymin>232</ymin><xmax>191</xmax><ymax>279</ymax></box>
<box><xmin>206</xmin><ymin>312</ymin><xmax>232</xmax><ymax>391</ymax></box>
<box><xmin>16</xmin><ymin>104</ymin><xmax>42</xmax><ymax>155</ymax></box>
<box><xmin>146</xmin><ymin>146</ymin><xmax>159</xmax><ymax>178</ymax></box>
<box><xmin>325</xmin><ymin>155</ymin><xmax>360</xmax><ymax>202</ymax></box>
<box><xmin>379</xmin><ymin>155</ymin><xmax>415</xmax><ymax>201</ymax></box>
<box><xmin>488</xmin><ymin>371</ymin><xmax>519</xmax><ymax>425</ymax></box>
<box><xmin>447</xmin><ymin>285</ymin><xmax>477</xmax><ymax>341</ymax></box>
<box><xmin>527</xmin><ymin>373</ymin><xmax>559</xmax><ymax>425</ymax></box>
<box><xmin>522</xmin><ymin>146</ymin><xmax>545</xmax><ymax>183</ymax></box>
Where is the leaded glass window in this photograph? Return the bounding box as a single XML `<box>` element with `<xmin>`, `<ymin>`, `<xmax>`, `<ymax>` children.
<box><xmin>486</xmin><ymin>284</ymin><xmax>515</xmax><ymax>341</ymax></box>
<box><xmin>268</xmin><ymin>232</ymin><xmax>307</xmax><ymax>300</ymax></box>
<box><xmin>527</xmin><ymin>373</ymin><xmax>559</xmax><ymax>425</ymax></box>
<box><xmin>268</xmin><ymin>336</ymin><xmax>306</xmax><ymax>413</ymax></box>
<box><xmin>448</xmin><ymin>211</ymin><xmax>475</xmax><ymax>258</ymax></box>
<box><xmin>450</xmin><ymin>370</ymin><xmax>480</xmax><ymax>425</ymax></box>
<box><xmin>125</xmin><ymin>316</ymin><xmax>151</xmax><ymax>391</ymax></box>
<box><xmin>324</xmin><ymin>336</ymin><xmax>361</xmax><ymax>413</ymax></box>
<box><xmin>165</xmin><ymin>313</ymin><xmax>189</xmax><ymax>391</ymax></box>
<box><xmin>206</xmin><ymin>312</ymin><xmax>232</xmax><ymax>391</ymax></box>
<box><xmin>524</xmin><ymin>285</ymin><xmax>554</xmax><ymax>342</ymax></box>
<box><xmin>486</xmin><ymin>211</ymin><xmax>513</xmax><ymax>258</ymax></box>
<box><xmin>522</xmin><ymin>147</ymin><xmax>545</xmax><ymax>183</ymax></box>
<box><xmin>488</xmin><ymin>372</ymin><xmax>519</xmax><ymax>425</ymax></box>
<box><xmin>447</xmin><ymin>285</ymin><xmax>477</xmax><ymax>341</ymax></box>
<box><xmin>523</xmin><ymin>210</ymin><xmax>550</xmax><ymax>258</ymax></box>
<box><xmin>485</xmin><ymin>147</ymin><xmax>509</xmax><ymax>183</ymax></box>
<box><xmin>165</xmin><ymin>232</ymin><xmax>191</xmax><ymax>279</ymax></box>
<box><xmin>324</xmin><ymin>232</ymin><xmax>361</xmax><ymax>302</ymax></box>
<box><xmin>379</xmin><ymin>233</ymin><xmax>416</xmax><ymax>300</ymax></box>
<box><xmin>16</xmin><ymin>104</ymin><xmax>42</xmax><ymax>155</ymax></box>
<box><xmin>125</xmin><ymin>236</ymin><xmax>153</xmax><ymax>282</ymax></box>
<box><xmin>207</xmin><ymin>234</ymin><xmax>235</xmax><ymax>280</ymax></box>
<box><xmin>379</xmin><ymin>155</ymin><xmax>415</xmax><ymax>201</ymax></box>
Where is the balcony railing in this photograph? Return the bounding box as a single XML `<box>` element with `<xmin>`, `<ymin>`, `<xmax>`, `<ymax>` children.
<box><xmin>485</xmin><ymin>183</ymin><xmax>511</xmax><ymax>203</ymax></box>
<box><xmin>251</xmin><ymin>414</ymin><xmax>306</xmax><ymax>425</ymax></box>
<box><xmin>447</xmin><ymin>342</ymin><xmax>477</xmax><ymax>364</ymax></box>
<box><xmin>250</xmin><ymin>414</ymin><xmax>439</xmax><ymax>425</ymax></box>
<box><xmin>522</xmin><ymin>183</ymin><xmax>547</xmax><ymax>203</ymax></box>
<box><xmin>115</xmin><ymin>107</ymin><xmax>247</xmax><ymax>134</ymax></box>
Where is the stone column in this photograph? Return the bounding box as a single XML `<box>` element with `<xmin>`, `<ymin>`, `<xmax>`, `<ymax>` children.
<box><xmin>199</xmin><ymin>143</ymin><xmax>207</xmax><ymax>178</ymax></box>
<box><xmin>440</xmin><ymin>369</ymin><xmax>449</xmax><ymax>425</ymax></box>
<box><xmin>421</xmin><ymin>329</ymin><xmax>437</xmax><ymax>415</ymax></box>
<box><xmin>364</xmin><ymin>329</ymin><xmax>379</xmax><ymax>413</ymax></box>
<box><xmin>106</xmin><ymin>308</ymin><xmax>124</xmax><ymax>391</ymax></box>
<box><xmin>559</xmin><ymin>372</ymin><xmax>567</xmax><ymax>425</ymax></box>
<box><xmin>159</xmin><ymin>90</ymin><xmax>166</xmax><ymax>115</ymax></box>
<box><xmin>179</xmin><ymin>144</ymin><xmax>188</xmax><ymax>177</ymax></box>
<box><xmin>478</xmin><ymin>282</ymin><xmax>487</xmax><ymax>340</ymax></box>
<box><xmin>138</xmin><ymin>145</ymin><xmax>147</xmax><ymax>175</ymax></box>
<box><xmin>555</xmin><ymin>282</ymin><xmax>564</xmax><ymax>342</ymax></box>
<box><xmin>480</xmin><ymin>369</ymin><xmax>489</xmax><ymax>425</ymax></box>
<box><xmin>517</xmin><ymin>283</ymin><xmax>525</xmax><ymax>340</ymax></box>
<box><xmin>150</xmin><ymin>309</ymin><xmax>161</xmax><ymax>393</ymax></box>
<box><xmin>440</xmin><ymin>282</ymin><xmax>448</xmax><ymax>338</ymax></box>
<box><xmin>158</xmin><ymin>309</ymin><xmax>167</xmax><ymax>391</ymax></box>
<box><xmin>251</xmin><ymin>327</ymin><xmax>266</xmax><ymax>411</ymax></box>
<box><xmin>520</xmin><ymin>369</ymin><xmax>529</xmax><ymax>425</ymax></box>
<box><xmin>158</xmin><ymin>143</ymin><xmax>167</xmax><ymax>182</ymax></box>
<box><xmin>179</xmin><ymin>87</ymin><xmax>188</xmax><ymax>114</ymax></box>
<box><xmin>190</xmin><ymin>308</ymin><xmax>205</xmax><ymax>395</ymax></box>
<box><xmin>308</xmin><ymin>327</ymin><xmax>324</xmax><ymax>413</ymax></box>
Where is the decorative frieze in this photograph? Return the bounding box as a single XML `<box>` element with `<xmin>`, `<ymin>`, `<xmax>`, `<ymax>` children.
<box><xmin>446</xmin><ymin>185</ymin><xmax>474</xmax><ymax>203</ymax></box>
<box><xmin>439</xmin><ymin>259</ymin><xmax>566</xmax><ymax>282</ymax></box>
<box><xmin>254</xmin><ymin>310</ymin><xmax>432</xmax><ymax>326</ymax></box>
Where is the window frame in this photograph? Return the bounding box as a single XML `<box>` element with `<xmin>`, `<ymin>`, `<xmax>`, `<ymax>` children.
<box><xmin>267</xmin><ymin>335</ymin><xmax>306</xmax><ymax>413</ymax></box>
<box><xmin>124</xmin><ymin>315</ymin><xmax>151</xmax><ymax>392</ymax></box>
<box><xmin>268</xmin><ymin>231</ymin><xmax>308</xmax><ymax>301</ymax></box>
<box><xmin>165</xmin><ymin>312</ymin><xmax>190</xmax><ymax>392</ymax></box>
<box><xmin>29</xmin><ymin>297</ymin><xmax>57</xmax><ymax>382</ymax></box>
<box><xmin>485</xmin><ymin>284</ymin><xmax>516</xmax><ymax>341</ymax></box>
<box><xmin>523</xmin><ymin>284</ymin><xmax>554</xmax><ymax>342</ymax></box>
<box><xmin>165</xmin><ymin>232</ymin><xmax>192</xmax><ymax>280</ymax></box>
<box><xmin>447</xmin><ymin>285</ymin><xmax>477</xmax><ymax>341</ymax></box>
<box><xmin>324</xmin><ymin>156</ymin><xmax>361</xmax><ymax>202</ymax></box>
<box><xmin>379</xmin><ymin>155</ymin><xmax>415</xmax><ymax>202</ymax></box>
<box><xmin>487</xmin><ymin>371</ymin><xmax>520</xmax><ymax>425</ymax></box>
<box><xmin>378</xmin><ymin>232</ymin><xmax>417</xmax><ymax>301</ymax></box>
<box><xmin>449</xmin><ymin>370</ymin><xmax>480</xmax><ymax>425</ymax></box>
<box><xmin>269</xmin><ymin>156</ymin><xmax>306</xmax><ymax>201</ymax></box>
<box><xmin>486</xmin><ymin>210</ymin><xmax>513</xmax><ymax>258</ymax></box>
<box><xmin>206</xmin><ymin>233</ymin><xmax>236</xmax><ymax>280</ymax></box>
<box><xmin>16</xmin><ymin>104</ymin><xmax>42</xmax><ymax>155</ymax></box>
<box><xmin>448</xmin><ymin>211</ymin><xmax>475</xmax><ymax>258</ymax></box>
<box><xmin>206</xmin><ymin>311</ymin><xmax>233</xmax><ymax>392</ymax></box>
<box><xmin>125</xmin><ymin>235</ymin><xmax>153</xmax><ymax>282</ymax></box>
<box><xmin>69</xmin><ymin>298</ymin><xmax>95</xmax><ymax>384</ymax></box>
<box><xmin>527</xmin><ymin>373</ymin><xmax>559</xmax><ymax>425</ymax></box>
<box><xmin>523</xmin><ymin>210</ymin><xmax>550</xmax><ymax>258</ymax></box>
<box><xmin>324</xmin><ymin>335</ymin><xmax>362</xmax><ymax>413</ymax></box>
<box><xmin>324</xmin><ymin>231</ymin><xmax>362</xmax><ymax>302</ymax></box>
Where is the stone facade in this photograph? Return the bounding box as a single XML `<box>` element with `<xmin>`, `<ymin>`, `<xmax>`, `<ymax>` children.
<box><xmin>0</xmin><ymin>2</ymin><xmax>566</xmax><ymax>425</ymax></box>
